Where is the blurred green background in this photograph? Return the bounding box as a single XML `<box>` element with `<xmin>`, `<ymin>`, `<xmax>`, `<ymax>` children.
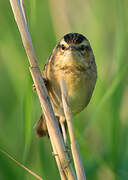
<box><xmin>0</xmin><ymin>0</ymin><xmax>128</xmax><ymax>179</ymax></box>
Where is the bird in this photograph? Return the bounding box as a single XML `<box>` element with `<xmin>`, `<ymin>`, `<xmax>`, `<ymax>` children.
<box><xmin>34</xmin><ymin>33</ymin><xmax>97</xmax><ymax>138</ymax></box>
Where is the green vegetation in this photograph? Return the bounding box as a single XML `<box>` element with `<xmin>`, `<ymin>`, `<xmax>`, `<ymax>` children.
<box><xmin>0</xmin><ymin>0</ymin><xmax>128</xmax><ymax>179</ymax></box>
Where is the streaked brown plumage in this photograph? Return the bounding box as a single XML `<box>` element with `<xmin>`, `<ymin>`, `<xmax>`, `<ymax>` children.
<box><xmin>35</xmin><ymin>33</ymin><xmax>97</xmax><ymax>137</ymax></box>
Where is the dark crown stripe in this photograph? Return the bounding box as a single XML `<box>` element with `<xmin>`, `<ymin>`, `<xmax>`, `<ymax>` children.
<box><xmin>64</xmin><ymin>33</ymin><xmax>87</xmax><ymax>44</ymax></box>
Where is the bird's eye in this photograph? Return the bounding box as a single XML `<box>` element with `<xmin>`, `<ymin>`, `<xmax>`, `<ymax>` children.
<box><xmin>80</xmin><ymin>45</ymin><xmax>89</xmax><ymax>51</ymax></box>
<box><xmin>61</xmin><ymin>44</ymin><xmax>66</xmax><ymax>50</ymax></box>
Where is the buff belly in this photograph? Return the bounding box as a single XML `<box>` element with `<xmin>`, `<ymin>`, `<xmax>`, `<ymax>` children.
<box><xmin>64</xmin><ymin>72</ymin><xmax>92</xmax><ymax>115</ymax></box>
<box><xmin>47</xmin><ymin>52</ymin><xmax>96</xmax><ymax>117</ymax></box>
<box><xmin>49</xmin><ymin>70</ymin><xmax>94</xmax><ymax>117</ymax></box>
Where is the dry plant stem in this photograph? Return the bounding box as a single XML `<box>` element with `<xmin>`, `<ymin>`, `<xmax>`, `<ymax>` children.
<box><xmin>52</xmin><ymin>141</ymin><xmax>67</xmax><ymax>180</ymax></box>
<box><xmin>20</xmin><ymin>0</ymin><xmax>27</xmax><ymax>24</ymax></box>
<box><xmin>0</xmin><ymin>149</ymin><xmax>44</xmax><ymax>180</ymax></box>
<box><xmin>60</xmin><ymin>78</ymin><xmax>86</xmax><ymax>180</ymax></box>
<box><xmin>30</xmin><ymin>67</ymin><xmax>72</xmax><ymax>179</ymax></box>
<box><xmin>9</xmin><ymin>0</ymin><xmax>76</xmax><ymax>179</ymax></box>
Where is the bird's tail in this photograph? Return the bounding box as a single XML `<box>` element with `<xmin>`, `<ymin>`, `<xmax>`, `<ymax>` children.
<box><xmin>35</xmin><ymin>114</ymin><xmax>66</xmax><ymax>138</ymax></box>
<box><xmin>35</xmin><ymin>114</ymin><xmax>48</xmax><ymax>138</ymax></box>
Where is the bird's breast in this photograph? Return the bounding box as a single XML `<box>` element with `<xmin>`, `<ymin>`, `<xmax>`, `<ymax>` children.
<box><xmin>49</xmin><ymin>66</ymin><xmax>95</xmax><ymax>116</ymax></box>
<box><xmin>63</xmin><ymin>70</ymin><xmax>91</xmax><ymax>115</ymax></box>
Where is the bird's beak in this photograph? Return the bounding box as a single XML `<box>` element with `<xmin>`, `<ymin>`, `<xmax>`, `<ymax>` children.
<box><xmin>63</xmin><ymin>45</ymin><xmax>81</xmax><ymax>65</ymax></box>
<box><xmin>68</xmin><ymin>46</ymin><xmax>77</xmax><ymax>51</ymax></box>
<box><xmin>64</xmin><ymin>45</ymin><xmax>80</xmax><ymax>57</ymax></box>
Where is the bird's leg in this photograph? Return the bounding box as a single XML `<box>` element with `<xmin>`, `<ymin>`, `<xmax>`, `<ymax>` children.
<box><xmin>32</xmin><ymin>77</ymin><xmax>48</xmax><ymax>91</ymax></box>
<box><xmin>60</xmin><ymin>117</ymin><xmax>72</xmax><ymax>168</ymax></box>
<box><xmin>32</xmin><ymin>84</ymin><xmax>36</xmax><ymax>91</ymax></box>
<box><xmin>60</xmin><ymin>116</ymin><xmax>67</xmax><ymax>145</ymax></box>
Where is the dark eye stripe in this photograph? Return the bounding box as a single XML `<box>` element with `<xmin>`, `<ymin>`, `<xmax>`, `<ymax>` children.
<box><xmin>61</xmin><ymin>44</ymin><xmax>65</xmax><ymax>50</ymax></box>
<box><xmin>80</xmin><ymin>45</ymin><xmax>86</xmax><ymax>51</ymax></box>
<box><xmin>79</xmin><ymin>45</ymin><xmax>90</xmax><ymax>51</ymax></box>
<box><xmin>57</xmin><ymin>44</ymin><xmax>65</xmax><ymax>49</ymax></box>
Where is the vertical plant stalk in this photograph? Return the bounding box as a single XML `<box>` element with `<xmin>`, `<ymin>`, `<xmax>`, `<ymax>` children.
<box><xmin>60</xmin><ymin>78</ymin><xmax>86</xmax><ymax>180</ymax></box>
<box><xmin>9</xmin><ymin>0</ymin><xmax>76</xmax><ymax>179</ymax></box>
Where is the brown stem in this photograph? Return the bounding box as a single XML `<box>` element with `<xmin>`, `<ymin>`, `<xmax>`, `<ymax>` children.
<box><xmin>60</xmin><ymin>78</ymin><xmax>86</xmax><ymax>180</ymax></box>
<box><xmin>9</xmin><ymin>0</ymin><xmax>76</xmax><ymax>179</ymax></box>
